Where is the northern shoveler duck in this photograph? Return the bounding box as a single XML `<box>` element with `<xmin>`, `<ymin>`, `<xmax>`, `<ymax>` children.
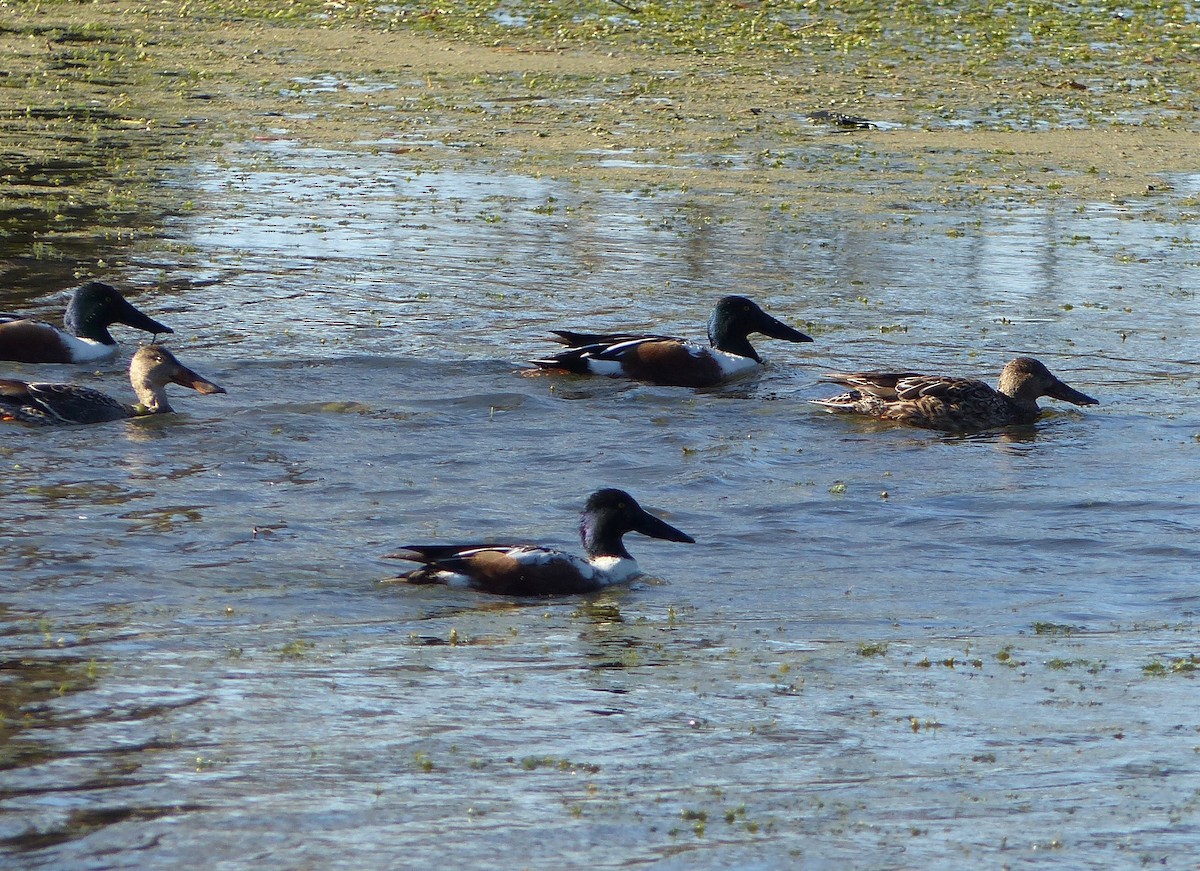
<box><xmin>530</xmin><ymin>295</ymin><xmax>813</xmax><ymax>388</ymax></box>
<box><xmin>810</xmin><ymin>357</ymin><xmax>1099</xmax><ymax>432</ymax></box>
<box><xmin>385</xmin><ymin>488</ymin><xmax>695</xmax><ymax>596</ymax></box>
<box><xmin>0</xmin><ymin>281</ymin><xmax>172</xmax><ymax>363</ymax></box>
<box><xmin>0</xmin><ymin>345</ymin><xmax>226</xmax><ymax>426</ymax></box>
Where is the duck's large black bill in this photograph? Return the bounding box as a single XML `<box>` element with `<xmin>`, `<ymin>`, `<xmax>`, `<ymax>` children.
<box><xmin>1048</xmin><ymin>379</ymin><xmax>1099</xmax><ymax>407</ymax></box>
<box><xmin>116</xmin><ymin>297</ymin><xmax>173</xmax><ymax>336</ymax></box>
<box><xmin>754</xmin><ymin>310</ymin><xmax>813</xmax><ymax>343</ymax></box>
<box><xmin>632</xmin><ymin>509</ymin><xmax>695</xmax><ymax>544</ymax></box>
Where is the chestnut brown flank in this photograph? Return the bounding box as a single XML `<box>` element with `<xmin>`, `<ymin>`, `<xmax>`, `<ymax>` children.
<box><xmin>464</xmin><ymin>550</ymin><xmax>598</xmax><ymax>596</ymax></box>
<box><xmin>621</xmin><ymin>341</ymin><xmax>722</xmax><ymax>388</ymax></box>
<box><xmin>0</xmin><ymin>321</ymin><xmax>71</xmax><ymax>363</ymax></box>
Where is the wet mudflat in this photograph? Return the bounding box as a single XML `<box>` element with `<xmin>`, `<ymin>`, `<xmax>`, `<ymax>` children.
<box><xmin>3</xmin><ymin>2</ymin><xmax>1200</xmax><ymax>868</ymax></box>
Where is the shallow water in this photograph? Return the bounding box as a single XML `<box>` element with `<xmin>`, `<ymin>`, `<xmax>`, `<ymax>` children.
<box><xmin>2</xmin><ymin>142</ymin><xmax>1198</xmax><ymax>868</ymax></box>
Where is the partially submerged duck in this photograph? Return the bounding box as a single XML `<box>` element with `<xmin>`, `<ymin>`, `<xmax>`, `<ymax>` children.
<box><xmin>385</xmin><ymin>488</ymin><xmax>695</xmax><ymax>596</ymax></box>
<box><xmin>530</xmin><ymin>295</ymin><xmax>813</xmax><ymax>388</ymax></box>
<box><xmin>810</xmin><ymin>357</ymin><xmax>1099</xmax><ymax>432</ymax></box>
<box><xmin>0</xmin><ymin>281</ymin><xmax>172</xmax><ymax>363</ymax></box>
<box><xmin>1</xmin><ymin>345</ymin><xmax>226</xmax><ymax>426</ymax></box>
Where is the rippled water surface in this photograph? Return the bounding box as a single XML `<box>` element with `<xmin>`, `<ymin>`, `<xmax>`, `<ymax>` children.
<box><xmin>2</xmin><ymin>143</ymin><xmax>1198</xmax><ymax>868</ymax></box>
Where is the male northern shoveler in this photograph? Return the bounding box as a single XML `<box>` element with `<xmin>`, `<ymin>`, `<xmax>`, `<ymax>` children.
<box><xmin>810</xmin><ymin>357</ymin><xmax>1099</xmax><ymax>432</ymax></box>
<box><xmin>530</xmin><ymin>295</ymin><xmax>813</xmax><ymax>388</ymax></box>
<box><xmin>0</xmin><ymin>281</ymin><xmax>173</xmax><ymax>363</ymax></box>
<box><xmin>0</xmin><ymin>346</ymin><xmax>226</xmax><ymax>426</ymax></box>
<box><xmin>384</xmin><ymin>488</ymin><xmax>695</xmax><ymax>596</ymax></box>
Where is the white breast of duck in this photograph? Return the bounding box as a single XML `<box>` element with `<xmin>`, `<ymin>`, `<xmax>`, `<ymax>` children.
<box><xmin>583</xmin><ymin>553</ymin><xmax>640</xmax><ymax>585</ymax></box>
<box><xmin>707</xmin><ymin>347</ymin><xmax>763</xmax><ymax>378</ymax></box>
<box><xmin>60</xmin><ymin>332</ymin><xmax>120</xmax><ymax>363</ymax></box>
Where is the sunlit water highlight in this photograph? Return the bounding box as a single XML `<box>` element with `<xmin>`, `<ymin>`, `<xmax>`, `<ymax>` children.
<box><xmin>2</xmin><ymin>142</ymin><xmax>1198</xmax><ymax>867</ymax></box>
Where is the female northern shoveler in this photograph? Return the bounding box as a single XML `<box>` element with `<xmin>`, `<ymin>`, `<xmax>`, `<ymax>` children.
<box><xmin>810</xmin><ymin>357</ymin><xmax>1099</xmax><ymax>432</ymax></box>
<box><xmin>0</xmin><ymin>345</ymin><xmax>226</xmax><ymax>426</ymax></box>
<box><xmin>530</xmin><ymin>295</ymin><xmax>813</xmax><ymax>388</ymax></box>
<box><xmin>0</xmin><ymin>281</ymin><xmax>173</xmax><ymax>363</ymax></box>
<box><xmin>385</xmin><ymin>488</ymin><xmax>695</xmax><ymax>596</ymax></box>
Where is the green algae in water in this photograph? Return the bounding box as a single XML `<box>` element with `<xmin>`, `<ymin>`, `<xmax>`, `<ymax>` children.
<box><xmin>277</xmin><ymin>639</ymin><xmax>314</xmax><ymax>659</ymax></box>
<box><xmin>1142</xmin><ymin>655</ymin><xmax>1199</xmax><ymax>676</ymax></box>
<box><xmin>1032</xmin><ymin>622</ymin><xmax>1081</xmax><ymax>636</ymax></box>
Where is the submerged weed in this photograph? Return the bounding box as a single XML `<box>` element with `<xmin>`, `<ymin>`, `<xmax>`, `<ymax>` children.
<box><xmin>278</xmin><ymin>639</ymin><xmax>313</xmax><ymax>659</ymax></box>
<box><xmin>1142</xmin><ymin>656</ymin><xmax>1198</xmax><ymax>676</ymax></box>
<box><xmin>519</xmin><ymin>756</ymin><xmax>601</xmax><ymax>773</ymax></box>
<box><xmin>995</xmin><ymin>647</ymin><xmax>1025</xmax><ymax>668</ymax></box>
<box><xmin>1032</xmin><ymin>622</ymin><xmax>1081</xmax><ymax>636</ymax></box>
<box><xmin>1047</xmin><ymin>657</ymin><xmax>1106</xmax><ymax>673</ymax></box>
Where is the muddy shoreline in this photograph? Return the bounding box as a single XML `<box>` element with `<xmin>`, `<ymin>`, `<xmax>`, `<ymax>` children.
<box><xmin>2</xmin><ymin>2</ymin><xmax>1198</xmax><ymax>244</ymax></box>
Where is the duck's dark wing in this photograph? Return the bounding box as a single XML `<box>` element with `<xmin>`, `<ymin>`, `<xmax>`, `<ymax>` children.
<box><xmin>386</xmin><ymin>544</ymin><xmax>603</xmax><ymax>596</ymax></box>
<box><xmin>531</xmin><ymin>335</ymin><xmax>663</xmax><ymax>375</ymax></box>
<box><xmin>18</xmin><ymin>382</ymin><xmax>130</xmax><ymax>425</ymax></box>
<box><xmin>533</xmin><ymin>335</ymin><xmax>727</xmax><ymax>387</ymax></box>
<box><xmin>386</xmin><ymin>543</ymin><xmax>512</xmax><ymax>564</ymax></box>
<box><xmin>535</xmin><ymin>330</ymin><xmax>679</xmax><ymax>371</ymax></box>
<box><xmin>550</xmin><ymin>329</ymin><xmax>681</xmax><ymax>348</ymax></box>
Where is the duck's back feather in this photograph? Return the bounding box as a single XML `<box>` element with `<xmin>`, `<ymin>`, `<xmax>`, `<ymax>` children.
<box><xmin>550</xmin><ymin>329</ymin><xmax>678</xmax><ymax>348</ymax></box>
<box><xmin>0</xmin><ymin>380</ymin><xmax>131</xmax><ymax>425</ymax></box>
<box><xmin>813</xmin><ymin>373</ymin><xmax>1024</xmax><ymax>431</ymax></box>
<box><xmin>391</xmin><ymin>544</ymin><xmax>613</xmax><ymax>596</ymax></box>
<box><xmin>534</xmin><ymin>336</ymin><xmax>732</xmax><ymax>388</ymax></box>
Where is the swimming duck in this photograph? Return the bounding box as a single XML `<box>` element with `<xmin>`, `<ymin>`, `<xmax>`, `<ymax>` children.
<box><xmin>530</xmin><ymin>295</ymin><xmax>813</xmax><ymax>388</ymax></box>
<box><xmin>810</xmin><ymin>357</ymin><xmax>1099</xmax><ymax>432</ymax></box>
<box><xmin>385</xmin><ymin>488</ymin><xmax>695</xmax><ymax>596</ymax></box>
<box><xmin>0</xmin><ymin>281</ymin><xmax>173</xmax><ymax>363</ymax></box>
<box><xmin>0</xmin><ymin>345</ymin><xmax>226</xmax><ymax>426</ymax></box>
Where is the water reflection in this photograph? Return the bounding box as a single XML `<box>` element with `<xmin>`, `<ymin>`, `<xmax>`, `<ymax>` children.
<box><xmin>0</xmin><ymin>646</ymin><xmax>98</xmax><ymax>769</ymax></box>
<box><xmin>0</xmin><ymin>145</ymin><xmax>185</xmax><ymax>306</ymax></box>
<box><xmin>139</xmin><ymin>143</ymin><xmax>1195</xmax><ymax>394</ymax></box>
<box><xmin>2</xmin><ymin>804</ymin><xmax>206</xmax><ymax>853</ymax></box>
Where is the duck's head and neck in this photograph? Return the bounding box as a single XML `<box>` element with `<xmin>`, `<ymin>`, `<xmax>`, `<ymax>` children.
<box><xmin>997</xmin><ymin>357</ymin><xmax>1099</xmax><ymax>413</ymax></box>
<box><xmin>64</xmin><ymin>282</ymin><xmax>174</xmax><ymax>345</ymax></box>
<box><xmin>128</xmin><ymin>345</ymin><xmax>227</xmax><ymax>415</ymax></box>
<box><xmin>706</xmin><ymin>295</ymin><xmax>813</xmax><ymax>361</ymax></box>
<box><xmin>578</xmin><ymin>488</ymin><xmax>695</xmax><ymax>561</ymax></box>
